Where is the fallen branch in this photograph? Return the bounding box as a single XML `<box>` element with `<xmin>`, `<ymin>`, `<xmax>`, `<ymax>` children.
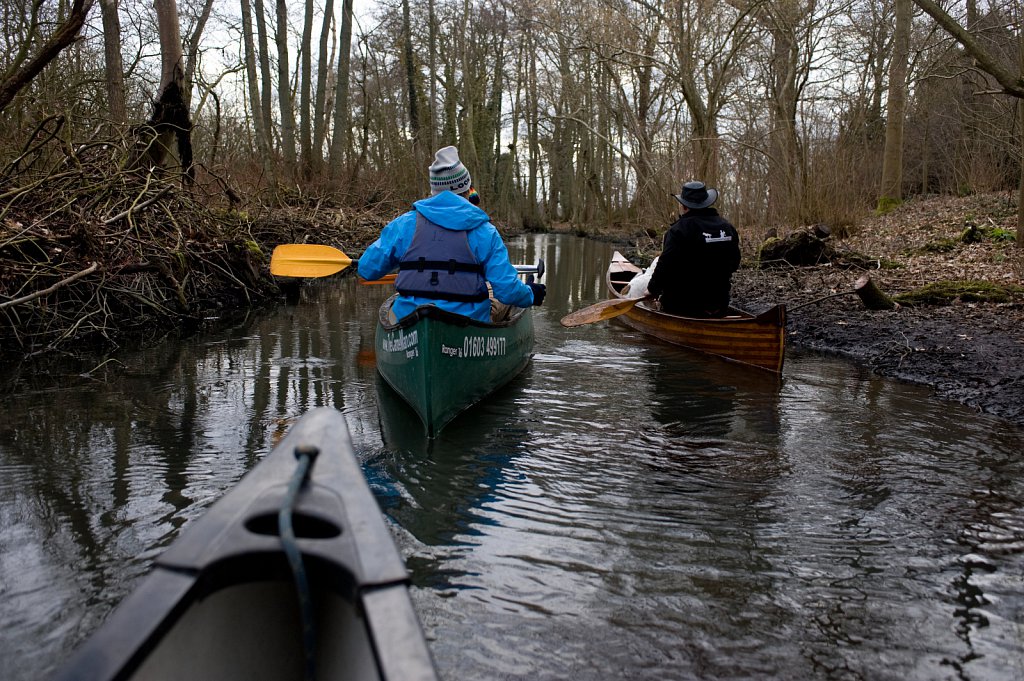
<box><xmin>788</xmin><ymin>288</ymin><xmax>860</xmax><ymax>312</ymax></box>
<box><xmin>787</xmin><ymin>275</ymin><xmax>899</xmax><ymax>313</ymax></box>
<box><xmin>0</xmin><ymin>262</ymin><xmax>99</xmax><ymax>310</ymax></box>
<box><xmin>103</xmin><ymin>184</ymin><xmax>171</xmax><ymax>224</ymax></box>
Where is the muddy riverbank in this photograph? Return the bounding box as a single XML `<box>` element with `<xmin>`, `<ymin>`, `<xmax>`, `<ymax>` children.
<box><xmin>727</xmin><ymin>195</ymin><xmax>1024</xmax><ymax>427</ymax></box>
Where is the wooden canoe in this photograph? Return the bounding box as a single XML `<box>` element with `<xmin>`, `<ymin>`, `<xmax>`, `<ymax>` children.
<box><xmin>53</xmin><ymin>407</ymin><xmax>438</xmax><ymax>681</ymax></box>
<box><xmin>606</xmin><ymin>251</ymin><xmax>786</xmax><ymax>374</ymax></box>
<box><xmin>375</xmin><ymin>295</ymin><xmax>534</xmax><ymax>438</ymax></box>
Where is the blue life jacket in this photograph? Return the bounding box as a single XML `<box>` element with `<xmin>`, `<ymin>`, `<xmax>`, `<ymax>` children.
<box><xmin>395</xmin><ymin>213</ymin><xmax>489</xmax><ymax>302</ymax></box>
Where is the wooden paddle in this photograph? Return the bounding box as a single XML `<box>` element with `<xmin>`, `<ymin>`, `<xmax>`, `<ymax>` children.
<box><xmin>359</xmin><ymin>273</ymin><xmax>397</xmax><ymax>285</ymax></box>
<box><xmin>560</xmin><ymin>295</ymin><xmax>655</xmax><ymax>328</ymax></box>
<box><xmin>270</xmin><ymin>244</ymin><xmax>352</xmax><ymax>278</ymax></box>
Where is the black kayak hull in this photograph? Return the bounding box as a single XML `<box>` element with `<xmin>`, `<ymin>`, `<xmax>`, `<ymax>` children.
<box><xmin>53</xmin><ymin>407</ymin><xmax>437</xmax><ymax>681</ymax></box>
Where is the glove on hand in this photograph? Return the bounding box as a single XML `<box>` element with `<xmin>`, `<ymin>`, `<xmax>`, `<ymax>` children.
<box><xmin>527</xmin><ymin>283</ymin><xmax>546</xmax><ymax>307</ymax></box>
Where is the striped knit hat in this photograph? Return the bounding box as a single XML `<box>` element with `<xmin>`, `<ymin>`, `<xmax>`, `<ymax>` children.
<box><xmin>429</xmin><ymin>146</ymin><xmax>472</xmax><ymax>195</ymax></box>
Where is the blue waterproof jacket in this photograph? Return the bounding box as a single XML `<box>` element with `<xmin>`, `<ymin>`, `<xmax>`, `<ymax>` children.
<box><xmin>357</xmin><ymin>191</ymin><xmax>536</xmax><ymax>322</ymax></box>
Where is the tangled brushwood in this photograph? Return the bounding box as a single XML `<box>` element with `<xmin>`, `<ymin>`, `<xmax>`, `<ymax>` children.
<box><xmin>0</xmin><ymin>116</ymin><xmax>280</xmax><ymax>361</ymax></box>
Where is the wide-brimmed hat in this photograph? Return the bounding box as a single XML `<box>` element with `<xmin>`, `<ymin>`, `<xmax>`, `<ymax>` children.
<box><xmin>429</xmin><ymin>146</ymin><xmax>473</xmax><ymax>195</ymax></box>
<box><xmin>673</xmin><ymin>181</ymin><xmax>718</xmax><ymax>209</ymax></box>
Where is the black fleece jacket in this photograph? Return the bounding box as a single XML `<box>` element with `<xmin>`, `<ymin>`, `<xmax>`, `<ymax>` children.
<box><xmin>647</xmin><ymin>207</ymin><xmax>740</xmax><ymax>316</ymax></box>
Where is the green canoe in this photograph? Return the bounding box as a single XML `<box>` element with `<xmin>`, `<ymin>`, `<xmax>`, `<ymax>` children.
<box><xmin>375</xmin><ymin>295</ymin><xmax>534</xmax><ymax>437</ymax></box>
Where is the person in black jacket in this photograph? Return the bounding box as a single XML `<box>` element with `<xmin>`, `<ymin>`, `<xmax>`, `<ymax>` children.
<box><xmin>647</xmin><ymin>181</ymin><xmax>741</xmax><ymax>317</ymax></box>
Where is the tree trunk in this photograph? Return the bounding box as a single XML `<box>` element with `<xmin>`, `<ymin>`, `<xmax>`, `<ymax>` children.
<box><xmin>311</xmin><ymin>0</ymin><xmax>335</xmax><ymax>174</ymax></box>
<box><xmin>275</xmin><ymin>0</ymin><xmax>298</xmax><ymax>174</ymax></box>
<box><xmin>240</xmin><ymin>0</ymin><xmax>273</xmax><ymax>181</ymax></box>
<box><xmin>131</xmin><ymin>0</ymin><xmax>193</xmax><ymax>180</ymax></box>
<box><xmin>402</xmin><ymin>0</ymin><xmax>421</xmax><ymax>161</ymax></box>
<box><xmin>253</xmin><ymin>0</ymin><xmax>276</xmax><ymax>160</ymax></box>
<box><xmin>878</xmin><ymin>0</ymin><xmax>911</xmax><ymax>209</ymax></box>
<box><xmin>182</xmin><ymin>0</ymin><xmax>214</xmax><ymax>109</ymax></box>
<box><xmin>526</xmin><ymin>30</ymin><xmax>540</xmax><ymax>224</ymax></box>
<box><xmin>1019</xmin><ymin>30</ymin><xmax>1024</xmax><ymax>249</ymax></box>
<box><xmin>299</xmin><ymin>0</ymin><xmax>314</xmax><ymax>175</ymax></box>
<box><xmin>458</xmin><ymin>0</ymin><xmax>478</xmax><ymax>172</ymax></box>
<box><xmin>427</xmin><ymin>0</ymin><xmax>437</xmax><ymax>151</ymax></box>
<box><xmin>328</xmin><ymin>0</ymin><xmax>354</xmax><ymax>180</ymax></box>
<box><xmin>767</xmin><ymin>16</ymin><xmax>802</xmax><ymax>225</ymax></box>
<box><xmin>99</xmin><ymin>0</ymin><xmax>126</xmax><ymax>125</ymax></box>
<box><xmin>674</xmin><ymin>0</ymin><xmax>716</xmax><ymax>187</ymax></box>
<box><xmin>855</xmin><ymin>275</ymin><xmax>897</xmax><ymax>310</ymax></box>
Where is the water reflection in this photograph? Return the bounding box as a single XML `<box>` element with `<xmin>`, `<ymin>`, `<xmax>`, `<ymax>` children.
<box><xmin>1</xmin><ymin>235</ymin><xmax>1023</xmax><ymax>681</ymax></box>
<box><xmin>371</xmin><ymin>372</ymin><xmax>533</xmax><ymax>588</ymax></box>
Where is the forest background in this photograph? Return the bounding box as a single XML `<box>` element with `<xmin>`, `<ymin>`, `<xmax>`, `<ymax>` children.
<box><xmin>0</xmin><ymin>0</ymin><xmax>1022</xmax><ymax>366</ymax></box>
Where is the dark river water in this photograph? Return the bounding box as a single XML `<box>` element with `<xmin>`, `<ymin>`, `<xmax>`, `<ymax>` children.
<box><xmin>2</xmin><ymin>234</ymin><xmax>1023</xmax><ymax>680</ymax></box>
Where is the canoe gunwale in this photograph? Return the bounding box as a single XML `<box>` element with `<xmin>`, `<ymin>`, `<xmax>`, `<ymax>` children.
<box><xmin>377</xmin><ymin>294</ymin><xmax>529</xmax><ymax>331</ymax></box>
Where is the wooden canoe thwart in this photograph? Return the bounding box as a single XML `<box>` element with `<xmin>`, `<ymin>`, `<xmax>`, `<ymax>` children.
<box><xmin>606</xmin><ymin>251</ymin><xmax>786</xmax><ymax>374</ymax></box>
<box><xmin>375</xmin><ymin>296</ymin><xmax>534</xmax><ymax>437</ymax></box>
<box><xmin>53</xmin><ymin>408</ymin><xmax>439</xmax><ymax>681</ymax></box>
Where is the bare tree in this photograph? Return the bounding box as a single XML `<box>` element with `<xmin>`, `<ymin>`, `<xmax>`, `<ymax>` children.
<box><xmin>912</xmin><ymin>0</ymin><xmax>1024</xmax><ymax>246</ymax></box>
<box><xmin>99</xmin><ymin>0</ymin><xmax>127</xmax><ymax>125</ymax></box>
<box><xmin>299</xmin><ymin>0</ymin><xmax>315</xmax><ymax>174</ymax></box>
<box><xmin>328</xmin><ymin>0</ymin><xmax>354</xmax><ymax>180</ymax></box>
<box><xmin>131</xmin><ymin>0</ymin><xmax>194</xmax><ymax>179</ymax></box>
<box><xmin>402</xmin><ymin>0</ymin><xmax>422</xmax><ymax>162</ymax></box>
<box><xmin>182</xmin><ymin>0</ymin><xmax>215</xmax><ymax>107</ymax></box>
<box><xmin>275</xmin><ymin>0</ymin><xmax>299</xmax><ymax>174</ymax></box>
<box><xmin>878</xmin><ymin>0</ymin><xmax>912</xmax><ymax>211</ymax></box>
<box><xmin>311</xmin><ymin>0</ymin><xmax>335</xmax><ymax>174</ymax></box>
<box><xmin>241</xmin><ymin>0</ymin><xmax>273</xmax><ymax>181</ymax></box>
<box><xmin>253</xmin><ymin>0</ymin><xmax>276</xmax><ymax>159</ymax></box>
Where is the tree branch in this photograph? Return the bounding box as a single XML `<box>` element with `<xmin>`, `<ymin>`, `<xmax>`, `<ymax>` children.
<box><xmin>0</xmin><ymin>0</ymin><xmax>96</xmax><ymax>113</ymax></box>
<box><xmin>0</xmin><ymin>262</ymin><xmax>100</xmax><ymax>311</ymax></box>
<box><xmin>912</xmin><ymin>0</ymin><xmax>1024</xmax><ymax>98</ymax></box>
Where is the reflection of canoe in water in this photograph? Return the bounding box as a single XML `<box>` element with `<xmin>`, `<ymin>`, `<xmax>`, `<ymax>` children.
<box><xmin>375</xmin><ymin>295</ymin><xmax>534</xmax><ymax>438</ymax></box>
<box><xmin>607</xmin><ymin>251</ymin><xmax>786</xmax><ymax>374</ymax></box>
<box><xmin>54</xmin><ymin>408</ymin><xmax>438</xmax><ymax>681</ymax></box>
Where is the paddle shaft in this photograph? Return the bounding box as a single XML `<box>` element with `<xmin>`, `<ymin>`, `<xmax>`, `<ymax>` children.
<box><xmin>275</xmin><ymin>243</ymin><xmax>545</xmax><ymax>283</ymax></box>
<box><xmin>361</xmin><ymin>264</ymin><xmax>541</xmax><ymax>286</ymax></box>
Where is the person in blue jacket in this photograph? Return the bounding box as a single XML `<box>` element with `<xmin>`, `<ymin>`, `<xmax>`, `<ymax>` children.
<box><xmin>358</xmin><ymin>145</ymin><xmax>545</xmax><ymax>323</ymax></box>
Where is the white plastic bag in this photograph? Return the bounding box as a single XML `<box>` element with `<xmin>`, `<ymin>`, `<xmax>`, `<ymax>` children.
<box><xmin>624</xmin><ymin>256</ymin><xmax>658</xmax><ymax>298</ymax></box>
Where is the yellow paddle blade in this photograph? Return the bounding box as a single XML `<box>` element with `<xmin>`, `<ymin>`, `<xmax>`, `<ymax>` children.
<box><xmin>560</xmin><ymin>295</ymin><xmax>654</xmax><ymax>328</ymax></box>
<box><xmin>270</xmin><ymin>244</ymin><xmax>352</xmax><ymax>278</ymax></box>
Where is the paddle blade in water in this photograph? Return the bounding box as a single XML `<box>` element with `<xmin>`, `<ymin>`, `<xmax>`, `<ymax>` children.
<box><xmin>270</xmin><ymin>244</ymin><xmax>352</xmax><ymax>278</ymax></box>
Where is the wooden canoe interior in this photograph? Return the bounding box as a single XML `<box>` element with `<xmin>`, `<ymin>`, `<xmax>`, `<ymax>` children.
<box><xmin>130</xmin><ymin>582</ymin><xmax>378</xmax><ymax>681</ymax></box>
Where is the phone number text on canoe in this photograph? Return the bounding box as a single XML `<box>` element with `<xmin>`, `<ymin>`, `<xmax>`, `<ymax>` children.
<box><xmin>441</xmin><ymin>336</ymin><xmax>507</xmax><ymax>358</ymax></box>
<box><xmin>383</xmin><ymin>331</ymin><xmax>507</xmax><ymax>359</ymax></box>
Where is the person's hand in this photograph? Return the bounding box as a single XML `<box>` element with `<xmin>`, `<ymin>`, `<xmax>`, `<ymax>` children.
<box><xmin>528</xmin><ymin>283</ymin><xmax>546</xmax><ymax>306</ymax></box>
